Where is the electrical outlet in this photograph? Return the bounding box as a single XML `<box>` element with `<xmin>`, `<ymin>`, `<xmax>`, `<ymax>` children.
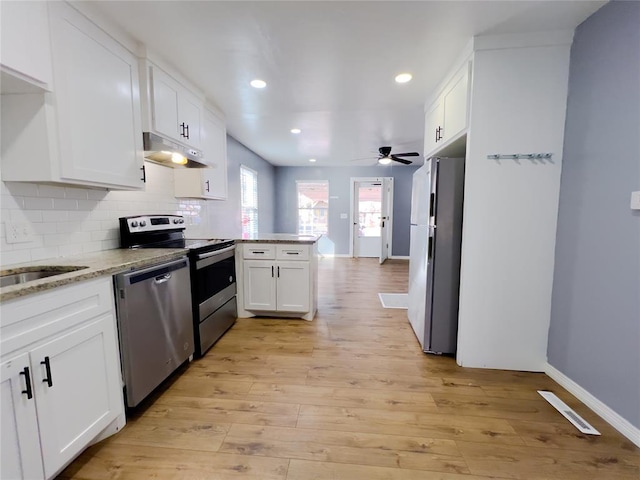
<box><xmin>630</xmin><ymin>191</ymin><xmax>640</xmax><ymax>211</ymax></box>
<box><xmin>5</xmin><ymin>222</ymin><xmax>34</xmax><ymax>244</ymax></box>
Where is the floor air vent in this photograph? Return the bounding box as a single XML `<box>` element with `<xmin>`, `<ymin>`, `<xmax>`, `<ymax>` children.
<box><xmin>538</xmin><ymin>390</ymin><xmax>600</xmax><ymax>435</ymax></box>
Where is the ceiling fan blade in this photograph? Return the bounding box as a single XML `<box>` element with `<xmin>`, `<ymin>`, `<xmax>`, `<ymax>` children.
<box><xmin>391</xmin><ymin>155</ymin><xmax>413</xmax><ymax>165</ymax></box>
<box><xmin>393</xmin><ymin>152</ymin><xmax>420</xmax><ymax>157</ymax></box>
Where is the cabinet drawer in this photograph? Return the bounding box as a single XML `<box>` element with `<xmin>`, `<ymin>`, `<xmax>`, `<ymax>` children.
<box><xmin>276</xmin><ymin>244</ymin><xmax>310</xmax><ymax>261</ymax></box>
<box><xmin>0</xmin><ymin>277</ymin><xmax>114</xmax><ymax>356</ymax></box>
<box><xmin>243</xmin><ymin>244</ymin><xmax>276</xmax><ymax>259</ymax></box>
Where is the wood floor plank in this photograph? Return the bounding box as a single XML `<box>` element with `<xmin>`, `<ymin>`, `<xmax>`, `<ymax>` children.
<box><xmin>285</xmin><ymin>459</ymin><xmax>496</xmax><ymax>480</ymax></box>
<box><xmin>108</xmin><ymin>415</ymin><xmax>229</xmax><ymax>452</ymax></box>
<box><xmin>297</xmin><ymin>404</ymin><xmax>523</xmax><ymax>444</ymax></box>
<box><xmin>220</xmin><ymin>424</ymin><xmax>469</xmax><ymax>473</ymax></box>
<box><xmin>58</xmin><ymin>444</ymin><xmax>289</xmax><ymax>480</ymax></box>
<box><xmin>456</xmin><ymin>440</ymin><xmax>640</xmax><ymax>480</ymax></box>
<box><xmin>246</xmin><ymin>382</ymin><xmax>439</xmax><ymax>412</ymax></box>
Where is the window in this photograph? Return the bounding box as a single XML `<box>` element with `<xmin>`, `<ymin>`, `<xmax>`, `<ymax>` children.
<box><xmin>240</xmin><ymin>166</ymin><xmax>258</xmax><ymax>238</ymax></box>
<box><xmin>297</xmin><ymin>181</ymin><xmax>329</xmax><ymax>236</ymax></box>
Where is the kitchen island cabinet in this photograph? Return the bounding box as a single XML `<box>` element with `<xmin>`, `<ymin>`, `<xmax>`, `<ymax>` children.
<box><xmin>235</xmin><ymin>236</ymin><xmax>319</xmax><ymax>321</ymax></box>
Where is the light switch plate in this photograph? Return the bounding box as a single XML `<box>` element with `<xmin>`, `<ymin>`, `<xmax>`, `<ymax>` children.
<box><xmin>631</xmin><ymin>191</ymin><xmax>640</xmax><ymax>210</ymax></box>
<box><xmin>340</xmin><ymin>213</ymin><xmax>348</xmax><ymax>219</ymax></box>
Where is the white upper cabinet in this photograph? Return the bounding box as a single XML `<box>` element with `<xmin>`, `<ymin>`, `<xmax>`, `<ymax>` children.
<box><xmin>147</xmin><ymin>64</ymin><xmax>203</xmax><ymax>149</ymax></box>
<box><xmin>424</xmin><ymin>61</ymin><xmax>471</xmax><ymax>156</ymax></box>
<box><xmin>0</xmin><ymin>1</ymin><xmax>53</xmax><ymax>92</ymax></box>
<box><xmin>0</xmin><ymin>2</ymin><xmax>145</xmax><ymax>190</ymax></box>
<box><xmin>174</xmin><ymin>108</ymin><xmax>228</xmax><ymax>199</ymax></box>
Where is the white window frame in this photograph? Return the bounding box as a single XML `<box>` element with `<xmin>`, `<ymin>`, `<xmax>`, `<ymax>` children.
<box><xmin>240</xmin><ymin>165</ymin><xmax>258</xmax><ymax>238</ymax></box>
<box><xmin>296</xmin><ymin>180</ymin><xmax>329</xmax><ymax>237</ymax></box>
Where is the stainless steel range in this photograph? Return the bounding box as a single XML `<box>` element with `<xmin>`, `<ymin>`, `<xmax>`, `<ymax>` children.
<box><xmin>119</xmin><ymin>214</ymin><xmax>236</xmax><ymax>361</ymax></box>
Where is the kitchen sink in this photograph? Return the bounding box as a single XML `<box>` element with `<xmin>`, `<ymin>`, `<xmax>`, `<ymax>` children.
<box><xmin>0</xmin><ymin>266</ymin><xmax>88</xmax><ymax>288</ymax></box>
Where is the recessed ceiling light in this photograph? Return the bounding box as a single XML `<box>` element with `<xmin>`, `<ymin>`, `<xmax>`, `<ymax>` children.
<box><xmin>250</xmin><ymin>79</ymin><xmax>267</xmax><ymax>88</ymax></box>
<box><xmin>395</xmin><ymin>73</ymin><xmax>413</xmax><ymax>84</ymax></box>
<box><xmin>290</xmin><ymin>128</ymin><xmax>301</xmax><ymax>134</ymax></box>
<box><xmin>309</xmin><ymin>158</ymin><xmax>316</xmax><ymax>163</ymax></box>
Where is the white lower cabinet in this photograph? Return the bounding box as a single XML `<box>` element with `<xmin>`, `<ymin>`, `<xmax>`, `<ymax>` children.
<box><xmin>0</xmin><ymin>278</ymin><xmax>125</xmax><ymax>480</ymax></box>
<box><xmin>243</xmin><ymin>260</ymin><xmax>310</xmax><ymax>312</ymax></box>
<box><xmin>237</xmin><ymin>242</ymin><xmax>318</xmax><ymax>320</ymax></box>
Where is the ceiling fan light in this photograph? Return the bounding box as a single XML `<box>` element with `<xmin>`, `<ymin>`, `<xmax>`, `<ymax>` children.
<box><xmin>395</xmin><ymin>73</ymin><xmax>412</xmax><ymax>84</ymax></box>
<box><xmin>250</xmin><ymin>79</ymin><xmax>267</xmax><ymax>88</ymax></box>
<box><xmin>378</xmin><ymin>156</ymin><xmax>392</xmax><ymax>165</ymax></box>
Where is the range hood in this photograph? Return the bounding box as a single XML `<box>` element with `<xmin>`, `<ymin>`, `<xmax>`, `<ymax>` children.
<box><xmin>143</xmin><ymin>132</ymin><xmax>207</xmax><ymax>168</ymax></box>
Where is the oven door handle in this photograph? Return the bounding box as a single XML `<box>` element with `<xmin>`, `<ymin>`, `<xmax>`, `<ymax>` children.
<box><xmin>196</xmin><ymin>245</ymin><xmax>236</xmax><ymax>260</ymax></box>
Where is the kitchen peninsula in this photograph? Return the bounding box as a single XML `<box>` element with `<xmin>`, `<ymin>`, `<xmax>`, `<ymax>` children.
<box><xmin>235</xmin><ymin>234</ymin><xmax>320</xmax><ymax>321</ymax></box>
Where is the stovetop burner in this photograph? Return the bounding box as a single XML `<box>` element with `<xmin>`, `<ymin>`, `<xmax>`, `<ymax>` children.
<box><xmin>119</xmin><ymin>215</ymin><xmax>233</xmax><ymax>251</ymax></box>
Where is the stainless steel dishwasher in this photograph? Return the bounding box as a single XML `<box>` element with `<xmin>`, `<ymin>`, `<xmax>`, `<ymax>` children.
<box><xmin>114</xmin><ymin>257</ymin><xmax>193</xmax><ymax>407</ymax></box>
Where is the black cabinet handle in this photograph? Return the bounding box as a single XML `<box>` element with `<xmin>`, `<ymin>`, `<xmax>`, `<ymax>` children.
<box><xmin>185</xmin><ymin>124</ymin><xmax>190</xmax><ymax>139</ymax></box>
<box><xmin>20</xmin><ymin>367</ymin><xmax>33</xmax><ymax>399</ymax></box>
<box><xmin>435</xmin><ymin>127</ymin><xmax>439</xmax><ymax>143</ymax></box>
<box><xmin>140</xmin><ymin>165</ymin><xmax>146</xmax><ymax>183</ymax></box>
<box><xmin>277</xmin><ymin>266</ymin><xmax>280</xmax><ymax>278</ymax></box>
<box><xmin>271</xmin><ymin>266</ymin><xmax>274</xmax><ymax>277</ymax></box>
<box><xmin>41</xmin><ymin>356</ymin><xmax>53</xmax><ymax>387</ymax></box>
<box><xmin>205</xmin><ymin>180</ymin><xmax>210</xmax><ymax>192</ymax></box>
<box><xmin>180</xmin><ymin>122</ymin><xmax>186</xmax><ymax>137</ymax></box>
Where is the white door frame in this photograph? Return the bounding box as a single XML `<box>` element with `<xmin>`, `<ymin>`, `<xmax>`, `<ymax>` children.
<box><xmin>349</xmin><ymin>177</ymin><xmax>394</xmax><ymax>258</ymax></box>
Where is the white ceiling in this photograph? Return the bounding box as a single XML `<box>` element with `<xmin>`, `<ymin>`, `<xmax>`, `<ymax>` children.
<box><xmin>78</xmin><ymin>1</ymin><xmax>605</xmax><ymax>167</ymax></box>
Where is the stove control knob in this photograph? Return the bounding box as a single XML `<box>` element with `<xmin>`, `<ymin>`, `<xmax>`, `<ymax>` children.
<box><xmin>179</xmin><ymin>219</ymin><xmax>185</xmax><ymax>224</ymax></box>
<box><xmin>173</xmin><ymin>218</ymin><xmax>179</xmax><ymax>224</ymax></box>
<box><xmin>131</xmin><ymin>221</ymin><xmax>139</xmax><ymax>228</ymax></box>
<box><xmin>140</xmin><ymin>221</ymin><xmax>147</xmax><ymax>227</ymax></box>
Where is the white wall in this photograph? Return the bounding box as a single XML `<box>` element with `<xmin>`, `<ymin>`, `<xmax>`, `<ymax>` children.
<box><xmin>456</xmin><ymin>36</ymin><xmax>572</xmax><ymax>371</ymax></box>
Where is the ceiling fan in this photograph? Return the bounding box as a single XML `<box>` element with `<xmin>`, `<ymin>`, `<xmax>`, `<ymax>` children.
<box><xmin>376</xmin><ymin>146</ymin><xmax>419</xmax><ymax>165</ymax></box>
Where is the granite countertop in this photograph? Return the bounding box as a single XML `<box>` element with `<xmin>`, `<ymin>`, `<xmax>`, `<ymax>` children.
<box><xmin>0</xmin><ymin>248</ymin><xmax>187</xmax><ymax>303</ymax></box>
<box><xmin>235</xmin><ymin>234</ymin><xmax>321</xmax><ymax>244</ymax></box>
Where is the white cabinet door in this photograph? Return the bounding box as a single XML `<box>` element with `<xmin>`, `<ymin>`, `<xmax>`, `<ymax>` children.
<box><xmin>179</xmin><ymin>92</ymin><xmax>202</xmax><ymax>149</ymax></box>
<box><xmin>243</xmin><ymin>261</ymin><xmax>277</xmax><ymax>311</ymax></box>
<box><xmin>0</xmin><ymin>354</ymin><xmax>44</xmax><ymax>480</ymax></box>
<box><xmin>276</xmin><ymin>261</ymin><xmax>310</xmax><ymax>312</ymax></box>
<box><xmin>31</xmin><ymin>315</ymin><xmax>121</xmax><ymax>479</ymax></box>
<box><xmin>201</xmin><ymin>109</ymin><xmax>228</xmax><ymax>199</ymax></box>
<box><xmin>0</xmin><ymin>0</ymin><xmax>52</xmax><ymax>91</ymax></box>
<box><xmin>49</xmin><ymin>2</ymin><xmax>144</xmax><ymax>189</ymax></box>
<box><xmin>424</xmin><ymin>99</ymin><xmax>443</xmax><ymax>156</ymax></box>
<box><xmin>442</xmin><ymin>63</ymin><xmax>470</xmax><ymax>143</ymax></box>
<box><xmin>150</xmin><ymin>66</ymin><xmax>181</xmax><ymax>141</ymax></box>
<box><xmin>149</xmin><ymin>64</ymin><xmax>202</xmax><ymax>149</ymax></box>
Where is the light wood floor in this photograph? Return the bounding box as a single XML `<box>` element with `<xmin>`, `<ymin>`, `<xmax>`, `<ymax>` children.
<box><xmin>60</xmin><ymin>257</ymin><xmax>639</xmax><ymax>479</ymax></box>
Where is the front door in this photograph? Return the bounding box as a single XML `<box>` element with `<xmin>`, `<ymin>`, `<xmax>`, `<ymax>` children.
<box><xmin>352</xmin><ymin>179</ymin><xmax>392</xmax><ymax>258</ymax></box>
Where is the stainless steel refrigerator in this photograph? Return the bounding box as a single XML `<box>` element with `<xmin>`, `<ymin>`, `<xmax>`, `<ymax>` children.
<box><xmin>407</xmin><ymin>157</ymin><xmax>465</xmax><ymax>354</ymax></box>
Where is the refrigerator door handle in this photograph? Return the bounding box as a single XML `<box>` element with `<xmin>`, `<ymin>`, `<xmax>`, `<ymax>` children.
<box><xmin>427</xmin><ymin>236</ymin><xmax>433</xmax><ymax>260</ymax></box>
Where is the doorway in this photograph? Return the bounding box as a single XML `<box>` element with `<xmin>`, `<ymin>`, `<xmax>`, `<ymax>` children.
<box><xmin>350</xmin><ymin>177</ymin><xmax>393</xmax><ymax>263</ymax></box>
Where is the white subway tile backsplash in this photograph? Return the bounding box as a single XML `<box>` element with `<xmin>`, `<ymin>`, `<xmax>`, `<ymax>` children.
<box><xmin>42</xmin><ymin>211</ymin><xmax>69</xmax><ymax>222</ymax></box>
<box><xmin>1</xmin><ymin>167</ymin><xmax>220</xmax><ymax>266</ymax></box>
<box><xmin>53</xmin><ymin>198</ymin><xmax>78</xmax><ymax>210</ymax></box>
<box><xmin>38</xmin><ymin>185</ymin><xmax>66</xmax><ymax>198</ymax></box>
<box><xmin>5</xmin><ymin>182</ymin><xmax>38</xmax><ymax>196</ymax></box>
<box><xmin>30</xmin><ymin>247</ymin><xmax>61</xmax><ymax>262</ymax></box>
<box><xmin>64</xmin><ymin>187</ymin><xmax>90</xmax><ymax>200</ymax></box>
<box><xmin>1</xmin><ymin>250</ymin><xmax>32</xmax><ymax>266</ymax></box>
<box><xmin>24</xmin><ymin>197</ymin><xmax>54</xmax><ymax>210</ymax></box>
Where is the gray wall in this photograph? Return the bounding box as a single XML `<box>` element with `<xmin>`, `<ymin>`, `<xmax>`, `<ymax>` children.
<box><xmin>547</xmin><ymin>1</ymin><xmax>640</xmax><ymax>428</ymax></box>
<box><xmin>207</xmin><ymin>136</ymin><xmax>276</xmax><ymax>238</ymax></box>
<box><xmin>274</xmin><ymin>165</ymin><xmax>418</xmax><ymax>256</ymax></box>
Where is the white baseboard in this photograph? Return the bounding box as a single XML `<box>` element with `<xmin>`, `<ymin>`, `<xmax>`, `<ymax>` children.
<box><xmin>390</xmin><ymin>255</ymin><xmax>410</xmax><ymax>260</ymax></box>
<box><xmin>545</xmin><ymin>363</ymin><xmax>640</xmax><ymax>448</ymax></box>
